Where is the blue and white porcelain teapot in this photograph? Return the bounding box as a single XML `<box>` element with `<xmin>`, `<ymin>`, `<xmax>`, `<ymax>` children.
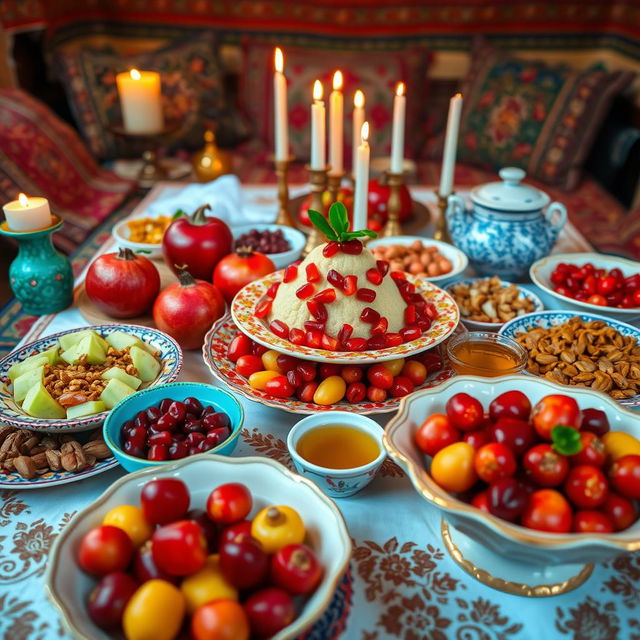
<box><xmin>446</xmin><ymin>167</ymin><xmax>567</xmax><ymax>280</ymax></box>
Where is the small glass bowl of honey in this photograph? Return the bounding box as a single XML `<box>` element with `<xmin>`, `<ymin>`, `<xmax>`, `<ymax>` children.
<box><xmin>287</xmin><ymin>412</ymin><xmax>386</xmax><ymax>498</ymax></box>
<box><xmin>446</xmin><ymin>331</ymin><xmax>528</xmax><ymax>377</ymax></box>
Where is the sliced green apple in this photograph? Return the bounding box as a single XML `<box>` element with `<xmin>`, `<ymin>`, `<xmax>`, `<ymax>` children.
<box><xmin>100</xmin><ymin>378</ymin><xmax>136</xmax><ymax>409</ymax></box>
<box><xmin>66</xmin><ymin>400</ymin><xmax>107</xmax><ymax>419</ymax></box>
<box><xmin>22</xmin><ymin>382</ymin><xmax>65</xmax><ymax>419</ymax></box>
<box><xmin>106</xmin><ymin>330</ymin><xmax>154</xmax><ymax>354</ymax></box>
<box><xmin>39</xmin><ymin>344</ymin><xmax>61</xmax><ymax>365</ymax></box>
<box><xmin>13</xmin><ymin>365</ymin><xmax>45</xmax><ymax>404</ymax></box>
<box><xmin>130</xmin><ymin>346</ymin><xmax>161</xmax><ymax>382</ymax></box>
<box><xmin>59</xmin><ymin>329</ymin><xmax>107</xmax><ymax>352</ymax></box>
<box><xmin>8</xmin><ymin>355</ymin><xmax>49</xmax><ymax>382</ymax></box>
<box><xmin>101</xmin><ymin>367</ymin><xmax>142</xmax><ymax>390</ymax></box>
<box><xmin>61</xmin><ymin>333</ymin><xmax>107</xmax><ymax>366</ymax></box>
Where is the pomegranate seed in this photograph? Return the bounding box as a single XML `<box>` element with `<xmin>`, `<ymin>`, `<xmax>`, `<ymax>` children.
<box><xmin>338</xmin><ymin>323</ymin><xmax>354</xmax><ymax>344</ymax></box>
<box><xmin>414</xmin><ymin>299</ymin><xmax>427</xmax><ymax>315</ymax></box>
<box><xmin>339</xmin><ymin>239</ymin><xmax>363</xmax><ymax>255</ymax></box>
<box><xmin>385</xmin><ymin>332</ymin><xmax>403</xmax><ymax>347</ymax></box>
<box><xmin>290</xmin><ymin>328</ymin><xmax>306</xmax><ymax>345</ymax></box>
<box><xmin>376</xmin><ymin>260</ymin><xmax>390</xmax><ymax>276</ymax></box>
<box><xmin>400</xmin><ymin>326</ymin><xmax>422</xmax><ymax>342</ymax></box>
<box><xmin>326</xmin><ymin>269</ymin><xmax>345</xmax><ymax>289</ymax></box>
<box><xmin>296</xmin><ymin>283</ymin><xmax>315</xmax><ymax>299</ymax></box>
<box><xmin>307</xmin><ymin>300</ymin><xmax>328</xmax><ymax>322</ymax></box>
<box><xmin>313</xmin><ymin>288</ymin><xmax>337</xmax><ymax>304</ymax></box>
<box><xmin>283</xmin><ymin>265</ymin><xmax>298</xmax><ymax>283</ymax></box>
<box><xmin>404</xmin><ymin>304</ymin><xmax>417</xmax><ymax>325</ymax></box>
<box><xmin>345</xmin><ymin>337</ymin><xmax>367</xmax><ymax>351</ymax></box>
<box><xmin>255</xmin><ymin>299</ymin><xmax>272</xmax><ymax>318</ymax></box>
<box><xmin>321</xmin><ymin>333</ymin><xmax>338</xmax><ymax>350</ymax></box>
<box><xmin>296</xmin><ymin>362</ymin><xmax>317</xmax><ymax>381</ymax></box>
<box><xmin>343</xmin><ymin>275</ymin><xmax>357</xmax><ymax>296</ymax></box>
<box><xmin>306</xmin><ymin>263</ymin><xmax>321</xmax><ymax>282</ymax></box>
<box><xmin>323</xmin><ymin>241</ymin><xmax>339</xmax><ymax>257</ymax></box>
<box><xmin>366</xmin><ymin>268</ymin><xmax>383</xmax><ymax>286</ymax></box>
<box><xmin>367</xmin><ymin>335</ymin><xmax>387</xmax><ymax>349</ymax></box>
<box><xmin>417</xmin><ymin>318</ymin><xmax>433</xmax><ymax>331</ymax></box>
<box><xmin>425</xmin><ymin>303</ymin><xmax>438</xmax><ymax>320</ymax></box>
<box><xmin>356</xmin><ymin>288</ymin><xmax>376</xmax><ymax>302</ymax></box>
<box><xmin>360</xmin><ymin>307</ymin><xmax>380</xmax><ymax>324</ymax></box>
<box><xmin>399</xmin><ymin>281</ymin><xmax>416</xmax><ymax>297</ymax></box>
<box><xmin>304</xmin><ymin>320</ymin><xmax>325</xmax><ymax>332</ymax></box>
<box><xmin>305</xmin><ymin>330</ymin><xmax>322</xmax><ymax>348</ymax></box>
<box><xmin>371</xmin><ymin>317</ymin><xmax>389</xmax><ymax>335</ymax></box>
<box><xmin>390</xmin><ymin>271</ymin><xmax>406</xmax><ymax>283</ymax></box>
<box><xmin>287</xmin><ymin>369</ymin><xmax>303</xmax><ymax>388</ymax></box>
<box><xmin>269</xmin><ymin>320</ymin><xmax>290</xmax><ymax>339</ymax></box>
<box><xmin>266</xmin><ymin>282</ymin><xmax>281</xmax><ymax>298</ymax></box>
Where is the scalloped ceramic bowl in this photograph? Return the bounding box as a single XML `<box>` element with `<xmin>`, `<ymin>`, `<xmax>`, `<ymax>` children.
<box><xmin>530</xmin><ymin>252</ymin><xmax>640</xmax><ymax>321</ymax></box>
<box><xmin>112</xmin><ymin>212</ymin><xmax>171</xmax><ymax>259</ymax></box>
<box><xmin>0</xmin><ymin>324</ymin><xmax>182</xmax><ymax>433</ymax></box>
<box><xmin>232</xmin><ymin>223</ymin><xmax>306</xmax><ymax>269</ymax></box>
<box><xmin>384</xmin><ymin>375</ymin><xmax>640</xmax><ymax>593</ymax></box>
<box><xmin>45</xmin><ymin>454</ymin><xmax>351</xmax><ymax>640</ymax></box>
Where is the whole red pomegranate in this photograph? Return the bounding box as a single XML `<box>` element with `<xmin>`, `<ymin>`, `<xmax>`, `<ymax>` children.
<box><xmin>367</xmin><ymin>178</ymin><xmax>412</xmax><ymax>222</ymax></box>
<box><xmin>213</xmin><ymin>248</ymin><xmax>275</xmax><ymax>303</ymax></box>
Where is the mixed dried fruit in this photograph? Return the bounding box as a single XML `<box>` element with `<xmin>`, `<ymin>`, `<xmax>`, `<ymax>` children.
<box><xmin>126</xmin><ymin>216</ymin><xmax>172</xmax><ymax>244</ymax></box>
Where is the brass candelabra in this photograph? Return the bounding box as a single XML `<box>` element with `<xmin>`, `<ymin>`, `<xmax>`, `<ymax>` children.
<box><xmin>274</xmin><ymin>157</ymin><xmax>296</xmax><ymax>227</ymax></box>
<box><xmin>433</xmin><ymin>191</ymin><xmax>452</xmax><ymax>243</ymax></box>
<box><xmin>381</xmin><ymin>172</ymin><xmax>404</xmax><ymax>238</ymax></box>
<box><xmin>327</xmin><ymin>171</ymin><xmax>345</xmax><ymax>206</ymax></box>
<box><xmin>303</xmin><ymin>165</ymin><xmax>330</xmax><ymax>256</ymax></box>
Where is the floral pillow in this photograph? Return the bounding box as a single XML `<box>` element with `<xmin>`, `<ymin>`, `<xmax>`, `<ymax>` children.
<box><xmin>54</xmin><ymin>34</ymin><xmax>227</xmax><ymax>160</ymax></box>
<box><xmin>427</xmin><ymin>38</ymin><xmax>635</xmax><ymax>191</ymax></box>
<box><xmin>240</xmin><ymin>41</ymin><xmax>431</xmax><ymax>166</ymax></box>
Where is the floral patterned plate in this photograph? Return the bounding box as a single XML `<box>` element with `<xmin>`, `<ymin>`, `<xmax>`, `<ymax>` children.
<box><xmin>0</xmin><ymin>324</ymin><xmax>183</xmax><ymax>433</ymax></box>
<box><xmin>231</xmin><ymin>271</ymin><xmax>460</xmax><ymax>364</ymax></box>
<box><xmin>0</xmin><ymin>457</ymin><xmax>119</xmax><ymax>490</ymax></box>
<box><xmin>202</xmin><ymin>315</ymin><xmax>460</xmax><ymax>415</ymax></box>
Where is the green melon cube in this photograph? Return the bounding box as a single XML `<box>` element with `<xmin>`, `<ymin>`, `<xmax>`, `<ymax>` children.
<box><xmin>59</xmin><ymin>329</ymin><xmax>107</xmax><ymax>352</ymax></box>
<box><xmin>66</xmin><ymin>400</ymin><xmax>107</xmax><ymax>419</ymax></box>
<box><xmin>130</xmin><ymin>346</ymin><xmax>161</xmax><ymax>382</ymax></box>
<box><xmin>8</xmin><ymin>355</ymin><xmax>49</xmax><ymax>382</ymax></box>
<box><xmin>106</xmin><ymin>330</ymin><xmax>154</xmax><ymax>354</ymax></box>
<box><xmin>100</xmin><ymin>378</ymin><xmax>136</xmax><ymax>409</ymax></box>
<box><xmin>61</xmin><ymin>333</ymin><xmax>107</xmax><ymax>366</ymax></box>
<box><xmin>13</xmin><ymin>365</ymin><xmax>45</xmax><ymax>404</ymax></box>
<box><xmin>22</xmin><ymin>382</ymin><xmax>65</xmax><ymax>419</ymax></box>
<box><xmin>39</xmin><ymin>345</ymin><xmax>61</xmax><ymax>365</ymax></box>
<box><xmin>101</xmin><ymin>367</ymin><xmax>142</xmax><ymax>390</ymax></box>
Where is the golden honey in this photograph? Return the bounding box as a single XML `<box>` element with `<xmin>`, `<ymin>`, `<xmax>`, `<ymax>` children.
<box><xmin>447</xmin><ymin>332</ymin><xmax>527</xmax><ymax>377</ymax></box>
<box><xmin>296</xmin><ymin>425</ymin><xmax>380</xmax><ymax>469</ymax></box>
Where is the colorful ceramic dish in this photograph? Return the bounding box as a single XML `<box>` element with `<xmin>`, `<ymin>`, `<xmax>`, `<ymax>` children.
<box><xmin>0</xmin><ymin>325</ymin><xmax>182</xmax><ymax>433</ymax></box>
<box><xmin>231</xmin><ymin>271</ymin><xmax>459</xmax><ymax>364</ymax></box>
<box><xmin>231</xmin><ymin>223</ymin><xmax>305</xmax><ymax>269</ymax></box>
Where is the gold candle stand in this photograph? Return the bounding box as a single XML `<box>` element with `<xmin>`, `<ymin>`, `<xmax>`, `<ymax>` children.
<box><xmin>274</xmin><ymin>157</ymin><xmax>296</xmax><ymax>227</ymax></box>
<box><xmin>381</xmin><ymin>172</ymin><xmax>404</xmax><ymax>238</ymax></box>
<box><xmin>327</xmin><ymin>171</ymin><xmax>345</xmax><ymax>206</ymax></box>
<box><xmin>303</xmin><ymin>165</ymin><xmax>330</xmax><ymax>256</ymax></box>
<box><xmin>433</xmin><ymin>191</ymin><xmax>452</xmax><ymax>243</ymax></box>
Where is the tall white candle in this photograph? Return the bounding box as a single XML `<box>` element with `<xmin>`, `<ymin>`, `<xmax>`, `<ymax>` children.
<box><xmin>353</xmin><ymin>121</ymin><xmax>370</xmax><ymax>231</ymax></box>
<box><xmin>329</xmin><ymin>70</ymin><xmax>344</xmax><ymax>175</ymax></box>
<box><xmin>116</xmin><ymin>69</ymin><xmax>164</xmax><ymax>134</ymax></box>
<box><xmin>439</xmin><ymin>93</ymin><xmax>463</xmax><ymax>197</ymax></box>
<box><xmin>273</xmin><ymin>48</ymin><xmax>289</xmax><ymax>161</ymax></box>
<box><xmin>310</xmin><ymin>80</ymin><xmax>326</xmax><ymax>170</ymax></box>
<box><xmin>352</xmin><ymin>90</ymin><xmax>365</xmax><ymax>170</ymax></box>
<box><xmin>390</xmin><ymin>82</ymin><xmax>406</xmax><ymax>175</ymax></box>
<box><xmin>3</xmin><ymin>193</ymin><xmax>52</xmax><ymax>232</ymax></box>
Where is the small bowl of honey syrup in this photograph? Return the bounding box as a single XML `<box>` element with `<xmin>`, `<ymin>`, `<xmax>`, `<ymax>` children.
<box><xmin>287</xmin><ymin>411</ymin><xmax>386</xmax><ymax>498</ymax></box>
<box><xmin>446</xmin><ymin>331</ymin><xmax>528</xmax><ymax>377</ymax></box>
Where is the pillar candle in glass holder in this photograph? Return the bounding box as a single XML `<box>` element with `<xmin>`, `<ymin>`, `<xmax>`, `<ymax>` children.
<box><xmin>390</xmin><ymin>82</ymin><xmax>406</xmax><ymax>175</ymax></box>
<box><xmin>329</xmin><ymin>71</ymin><xmax>344</xmax><ymax>175</ymax></box>
<box><xmin>2</xmin><ymin>193</ymin><xmax>52</xmax><ymax>231</ymax></box>
<box><xmin>273</xmin><ymin>47</ymin><xmax>289</xmax><ymax>161</ymax></box>
<box><xmin>439</xmin><ymin>93</ymin><xmax>463</xmax><ymax>197</ymax></box>
<box><xmin>353</xmin><ymin>122</ymin><xmax>370</xmax><ymax>231</ymax></box>
<box><xmin>116</xmin><ymin>68</ymin><xmax>164</xmax><ymax>134</ymax></box>
<box><xmin>352</xmin><ymin>90</ymin><xmax>365</xmax><ymax>170</ymax></box>
<box><xmin>310</xmin><ymin>80</ymin><xmax>326</xmax><ymax>170</ymax></box>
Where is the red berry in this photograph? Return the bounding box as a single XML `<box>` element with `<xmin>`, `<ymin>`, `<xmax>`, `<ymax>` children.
<box><xmin>346</xmin><ymin>382</ymin><xmax>366</xmax><ymax>403</ymax></box>
<box><xmin>306</xmin><ymin>263</ymin><xmax>321</xmax><ymax>282</ymax></box>
<box><xmin>283</xmin><ymin>264</ymin><xmax>298</xmax><ymax>283</ymax></box>
<box><xmin>295</xmin><ymin>362</ymin><xmax>317</xmax><ymax>382</ymax></box>
<box><xmin>298</xmin><ymin>381</ymin><xmax>319</xmax><ymax>403</ymax></box>
<box><xmin>366</xmin><ymin>268</ymin><xmax>383</xmax><ymax>285</ymax></box>
<box><xmin>322</xmin><ymin>241</ymin><xmax>339</xmax><ymax>257</ymax></box>
<box><xmin>367</xmin><ymin>386</ymin><xmax>387</xmax><ymax>402</ymax></box>
<box><xmin>296</xmin><ymin>283</ymin><xmax>315</xmax><ymax>299</ymax></box>
<box><xmin>356</xmin><ymin>288</ymin><xmax>376</xmax><ymax>302</ymax></box>
<box><xmin>269</xmin><ymin>320</ymin><xmax>290</xmax><ymax>339</ymax></box>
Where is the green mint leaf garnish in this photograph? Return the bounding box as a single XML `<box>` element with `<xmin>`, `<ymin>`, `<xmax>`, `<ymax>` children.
<box><xmin>329</xmin><ymin>202</ymin><xmax>349</xmax><ymax>236</ymax></box>
<box><xmin>551</xmin><ymin>425</ymin><xmax>582</xmax><ymax>456</ymax></box>
<box><xmin>308</xmin><ymin>201</ymin><xmax>378</xmax><ymax>242</ymax></box>
<box><xmin>308</xmin><ymin>209</ymin><xmax>337</xmax><ymax>240</ymax></box>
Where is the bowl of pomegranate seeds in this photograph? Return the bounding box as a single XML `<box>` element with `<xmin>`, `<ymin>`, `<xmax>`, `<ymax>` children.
<box><xmin>530</xmin><ymin>253</ymin><xmax>640</xmax><ymax>321</ymax></box>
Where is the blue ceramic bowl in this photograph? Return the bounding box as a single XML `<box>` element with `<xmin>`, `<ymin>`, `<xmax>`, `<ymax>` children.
<box><xmin>103</xmin><ymin>382</ymin><xmax>244</xmax><ymax>472</ymax></box>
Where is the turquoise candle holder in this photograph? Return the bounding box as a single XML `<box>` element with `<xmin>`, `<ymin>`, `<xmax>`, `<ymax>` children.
<box><xmin>0</xmin><ymin>215</ymin><xmax>73</xmax><ymax>315</ymax></box>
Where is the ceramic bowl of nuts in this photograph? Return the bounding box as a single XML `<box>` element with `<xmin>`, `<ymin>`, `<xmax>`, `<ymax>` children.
<box><xmin>499</xmin><ymin>310</ymin><xmax>640</xmax><ymax>407</ymax></box>
<box><xmin>446</xmin><ymin>277</ymin><xmax>544</xmax><ymax>331</ymax></box>
<box><xmin>368</xmin><ymin>236</ymin><xmax>468</xmax><ymax>284</ymax></box>
<box><xmin>232</xmin><ymin>224</ymin><xmax>306</xmax><ymax>269</ymax></box>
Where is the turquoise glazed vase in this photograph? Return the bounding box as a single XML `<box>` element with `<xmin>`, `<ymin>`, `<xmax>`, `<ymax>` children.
<box><xmin>0</xmin><ymin>216</ymin><xmax>73</xmax><ymax>315</ymax></box>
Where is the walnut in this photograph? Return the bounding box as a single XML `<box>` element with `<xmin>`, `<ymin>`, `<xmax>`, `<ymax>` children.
<box><xmin>82</xmin><ymin>440</ymin><xmax>112</xmax><ymax>460</ymax></box>
<box><xmin>45</xmin><ymin>449</ymin><xmax>62</xmax><ymax>470</ymax></box>
<box><xmin>13</xmin><ymin>456</ymin><xmax>36</xmax><ymax>479</ymax></box>
<box><xmin>40</xmin><ymin>436</ymin><xmax>58</xmax><ymax>450</ymax></box>
<box><xmin>20</xmin><ymin>435</ymin><xmax>41</xmax><ymax>455</ymax></box>
<box><xmin>0</xmin><ymin>431</ymin><xmax>26</xmax><ymax>462</ymax></box>
<box><xmin>60</xmin><ymin>440</ymin><xmax>87</xmax><ymax>472</ymax></box>
<box><xmin>0</xmin><ymin>426</ymin><xmax>16</xmax><ymax>447</ymax></box>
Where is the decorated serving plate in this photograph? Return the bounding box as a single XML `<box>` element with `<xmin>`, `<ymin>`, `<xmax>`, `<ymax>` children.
<box><xmin>203</xmin><ymin>315</ymin><xmax>459</xmax><ymax>414</ymax></box>
<box><xmin>0</xmin><ymin>324</ymin><xmax>182</xmax><ymax>433</ymax></box>
<box><xmin>231</xmin><ymin>271</ymin><xmax>460</xmax><ymax>364</ymax></box>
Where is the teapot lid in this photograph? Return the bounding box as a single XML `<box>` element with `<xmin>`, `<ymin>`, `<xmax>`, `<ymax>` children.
<box><xmin>470</xmin><ymin>167</ymin><xmax>550</xmax><ymax>212</ymax></box>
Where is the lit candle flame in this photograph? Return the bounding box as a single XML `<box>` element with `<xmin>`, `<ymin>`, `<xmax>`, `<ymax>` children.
<box><xmin>354</xmin><ymin>89</ymin><xmax>365</xmax><ymax>108</ymax></box>
<box><xmin>333</xmin><ymin>70</ymin><xmax>343</xmax><ymax>91</ymax></box>
<box><xmin>18</xmin><ymin>193</ymin><xmax>28</xmax><ymax>207</ymax></box>
<box><xmin>130</xmin><ymin>68</ymin><xmax>141</xmax><ymax>80</ymax></box>
<box><xmin>396</xmin><ymin>82</ymin><xmax>405</xmax><ymax>97</ymax></box>
<box><xmin>274</xmin><ymin>47</ymin><xmax>284</xmax><ymax>73</ymax></box>
<box><xmin>313</xmin><ymin>80</ymin><xmax>323</xmax><ymax>101</ymax></box>
<box><xmin>361</xmin><ymin>121</ymin><xmax>369</xmax><ymax>143</ymax></box>
<box><xmin>455</xmin><ymin>92</ymin><xmax>462</xmax><ymax>99</ymax></box>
